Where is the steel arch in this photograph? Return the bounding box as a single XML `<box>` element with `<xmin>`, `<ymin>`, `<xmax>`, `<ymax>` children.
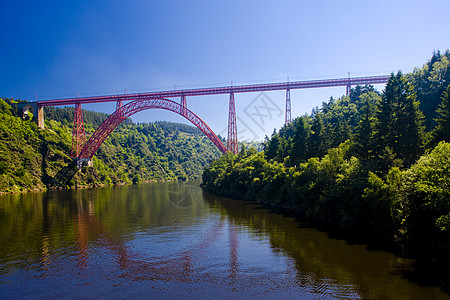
<box><xmin>78</xmin><ymin>98</ymin><xmax>227</xmax><ymax>159</ymax></box>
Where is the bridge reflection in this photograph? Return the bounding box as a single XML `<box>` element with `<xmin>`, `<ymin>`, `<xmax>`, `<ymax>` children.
<box><xmin>2</xmin><ymin>183</ymin><xmax>445</xmax><ymax>298</ymax></box>
<box><xmin>73</xmin><ymin>192</ymin><xmax>240</xmax><ymax>282</ymax></box>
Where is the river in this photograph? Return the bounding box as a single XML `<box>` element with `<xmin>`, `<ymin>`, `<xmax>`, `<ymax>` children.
<box><xmin>0</xmin><ymin>182</ymin><xmax>448</xmax><ymax>299</ymax></box>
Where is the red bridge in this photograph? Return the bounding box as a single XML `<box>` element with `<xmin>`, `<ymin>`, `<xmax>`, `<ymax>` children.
<box><xmin>24</xmin><ymin>75</ymin><xmax>389</xmax><ymax>166</ymax></box>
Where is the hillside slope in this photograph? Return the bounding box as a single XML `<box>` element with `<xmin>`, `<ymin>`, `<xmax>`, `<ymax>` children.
<box><xmin>202</xmin><ymin>51</ymin><xmax>450</xmax><ymax>256</ymax></box>
<box><xmin>0</xmin><ymin>100</ymin><xmax>221</xmax><ymax>194</ymax></box>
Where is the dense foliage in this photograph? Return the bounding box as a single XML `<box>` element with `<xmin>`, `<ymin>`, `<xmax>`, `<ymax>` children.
<box><xmin>203</xmin><ymin>51</ymin><xmax>450</xmax><ymax>256</ymax></box>
<box><xmin>0</xmin><ymin>99</ymin><xmax>221</xmax><ymax>194</ymax></box>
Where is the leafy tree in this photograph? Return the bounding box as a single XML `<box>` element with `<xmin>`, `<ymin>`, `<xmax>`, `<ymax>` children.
<box><xmin>408</xmin><ymin>50</ymin><xmax>450</xmax><ymax>130</ymax></box>
<box><xmin>0</xmin><ymin>102</ymin><xmax>222</xmax><ymax>193</ymax></box>
<box><xmin>396</xmin><ymin>142</ymin><xmax>450</xmax><ymax>252</ymax></box>
<box><xmin>202</xmin><ymin>51</ymin><xmax>450</xmax><ymax>256</ymax></box>
<box><xmin>238</xmin><ymin>144</ymin><xmax>247</xmax><ymax>158</ymax></box>
<box><xmin>0</xmin><ymin>99</ymin><xmax>12</xmax><ymax>115</ymax></box>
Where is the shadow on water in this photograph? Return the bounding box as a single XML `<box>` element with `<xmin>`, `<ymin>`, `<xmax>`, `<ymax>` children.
<box><xmin>395</xmin><ymin>259</ymin><xmax>450</xmax><ymax>293</ymax></box>
<box><xmin>202</xmin><ymin>191</ymin><xmax>450</xmax><ymax>298</ymax></box>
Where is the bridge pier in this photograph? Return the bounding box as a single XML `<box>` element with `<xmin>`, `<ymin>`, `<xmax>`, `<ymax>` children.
<box><xmin>227</xmin><ymin>92</ymin><xmax>238</xmax><ymax>154</ymax></box>
<box><xmin>71</xmin><ymin>103</ymin><xmax>87</xmax><ymax>158</ymax></box>
<box><xmin>18</xmin><ymin>102</ymin><xmax>45</xmax><ymax>129</ymax></box>
<box><xmin>346</xmin><ymin>72</ymin><xmax>351</xmax><ymax>97</ymax></box>
<box><xmin>37</xmin><ymin>105</ymin><xmax>44</xmax><ymax>129</ymax></box>
<box><xmin>285</xmin><ymin>88</ymin><xmax>291</xmax><ymax>124</ymax></box>
<box><xmin>74</xmin><ymin>157</ymin><xmax>93</xmax><ymax>169</ymax></box>
<box><xmin>180</xmin><ymin>95</ymin><xmax>187</xmax><ymax>117</ymax></box>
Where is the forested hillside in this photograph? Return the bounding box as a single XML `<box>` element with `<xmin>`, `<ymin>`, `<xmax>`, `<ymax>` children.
<box><xmin>202</xmin><ymin>50</ymin><xmax>450</xmax><ymax>256</ymax></box>
<box><xmin>0</xmin><ymin>100</ymin><xmax>221</xmax><ymax>194</ymax></box>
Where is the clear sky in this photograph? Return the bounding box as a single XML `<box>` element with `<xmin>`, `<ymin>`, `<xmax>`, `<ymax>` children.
<box><xmin>1</xmin><ymin>0</ymin><xmax>449</xmax><ymax>141</ymax></box>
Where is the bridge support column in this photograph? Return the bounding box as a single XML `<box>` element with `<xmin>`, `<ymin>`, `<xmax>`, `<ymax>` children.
<box><xmin>71</xmin><ymin>103</ymin><xmax>87</xmax><ymax>158</ymax></box>
<box><xmin>346</xmin><ymin>72</ymin><xmax>351</xmax><ymax>97</ymax></box>
<box><xmin>74</xmin><ymin>157</ymin><xmax>93</xmax><ymax>169</ymax></box>
<box><xmin>116</xmin><ymin>99</ymin><xmax>123</xmax><ymax>111</ymax></box>
<box><xmin>285</xmin><ymin>89</ymin><xmax>291</xmax><ymax>124</ymax></box>
<box><xmin>18</xmin><ymin>102</ymin><xmax>45</xmax><ymax>129</ymax></box>
<box><xmin>180</xmin><ymin>95</ymin><xmax>187</xmax><ymax>117</ymax></box>
<box><xmin>37</xmin><ymin>105</ymin><xmax>44</xmax><ymax>129</ymax></box>
<box><xmin>227</xmin><ymin>92</ymin><xmax>238</xmax><ymax>154</ymax></box>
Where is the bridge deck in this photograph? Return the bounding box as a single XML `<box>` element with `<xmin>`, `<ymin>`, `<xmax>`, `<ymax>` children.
<box><xmin>36</xmin><ymin>75</ymin><xmax>390</xmax><ymax>107</ymax></box>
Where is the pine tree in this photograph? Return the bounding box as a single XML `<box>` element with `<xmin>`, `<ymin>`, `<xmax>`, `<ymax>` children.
<box><xmin>376</xmin><ymin>72</ymin><xmax>424</xmax><ymax>167</ymax></box>
<box><xmin>432</xmin><ymin>84</ymin><xmax>450</xmax><ymax>144</ymax></box>
<box><xmin>409</xmin><ymin>50</ymin><xmax>450</xmax><ymax>130</ymax></box>
<box><xmin>289</xmin><ymin>117</ymin><xmax>309</xmax><ymax>164</ymax></box>
<box><xmin>376</xmin><ymin>73</ymin><xmax>397</xmax><ymax>153</ymax></box>
<box><xmin>276</xmin><ymin>136</ymin><xmax>291</xmax><ymax>162</ymax></box>
<box><xmin>307</xmin><ymin>114</ymin><xmax>325</xmax><ymax>158</ymax></box>
<box><xmin>264</xmin><ymin>134</ymin><xmax>280</xmax><ymax>160</ymax></box>
<box><xmin>397</xmin><ymin>85</ymin><xmax>425</xmax><ymax>166</ymax></box>
<box><xmin>354</xmin><ymin>92</ymin><xmax>379</xmax><ymax>160</ymax></box>
<box><xmin>333</xmin><ymin>120</ymin><xmax>351</xmax><ymax>147</ymax></box>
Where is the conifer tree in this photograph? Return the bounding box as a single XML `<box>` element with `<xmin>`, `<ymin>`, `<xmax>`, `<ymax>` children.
<box><xmin>289</xmin><ymin>117</ymin><xmax>308</xmax><ymax>164</ymax></box>
<box><xmin>397</xmin><ymin>83</ymin><xmax>425</xmax><ymax>165</ymax></box>
<box><xmin>307</xmin><ymin>114</ymin><xmax>325</xmax><ymax>158</ymax></box>
<box><xmin>376</xmin><ymin>73</ymin><xmax>398</xmax><ymax>152</ymax></box>
<box><xmin>354</xmin><ymin>92</ymin><xmax>379</xmax><ymax>160</ymax></box>
<box><xmin>432</xmin><ymin>84</ymin><xmax>450</xmax><ymax>144</ymax></box>
<box><xmin>264</xmin><ymin>134</ymin><xmax>280</xmax><ymax>160</ymax></box>
<box><xmin>376</xmin><ymin>72</ymin><xmax>424</xmax><ymax>167</ymax></box>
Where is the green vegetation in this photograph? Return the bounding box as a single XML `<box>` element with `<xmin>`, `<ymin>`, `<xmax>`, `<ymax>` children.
<box><xmin>0</xmin><ymin>99</ymin><xmax>221</xmax><ymax>194</ymax></box>
<box><xmin>202</xmin><ymin>50</ymin><xmax>450</xmax><ymax>256</ymax></box>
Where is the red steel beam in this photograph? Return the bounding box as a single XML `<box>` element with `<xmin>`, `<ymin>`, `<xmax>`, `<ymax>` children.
<box><xmin>36</xmin><ymin>75</ymin><xmax>390</xmax><ymax>106</ymax></box>
<box><xmin>78</xmin><ymin>98</ymin><xmax>227</xmax><ymax>158</ymax></box>
<box><xmin>285</xmin><ymin>89</ymin><xmax>291</xmax><ymax>124</ymax></box>
<box><xmin>71</xmin><ymin>103</ymin><xmax>86</xmax><ymax>158</ymax></box>
<box><xmin>227</xmin><ymin>93</ymin><xmax>238</xmax><ymax>154</ymax></box>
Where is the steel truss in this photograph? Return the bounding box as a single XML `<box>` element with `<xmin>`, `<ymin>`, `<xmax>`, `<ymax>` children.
<box><xmin>34</xmin><ymin>74</ymin><xmax>391</xmax><ymax>160</ymax></box>
<box><xmin>37</xmin><ymin>75</ymin><xmax>390</xmax><ymax>107</ymax></box>
<box><xmin>78</xmin><ymin>98</ymin><xmax>227</xmax><ymax>159</ymax></box>
<box><xmin>227</xmin><ymin>93</ymin><xmax>238</xmax><ymax>154</ymax></box>
<box><xmin>71</xmin><ymin>103</ymin><xmax>86</xmax><ymax>157</ymax></box>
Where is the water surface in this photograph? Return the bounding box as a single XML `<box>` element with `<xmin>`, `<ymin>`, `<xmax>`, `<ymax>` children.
<box><xmin>0</xmin><ymin>182</ymin><xmax>448</xmax><ymax>299</ymax></box>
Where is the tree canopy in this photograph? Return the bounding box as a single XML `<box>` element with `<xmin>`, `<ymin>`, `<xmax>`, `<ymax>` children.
<box><xmin>203</xmin><ymin>50</ymin><xmax>450</xmax><ymax>256</ymax></box>
<box><xmin>0</xmin><ymin>99</ymin><xmax>221</xmax><ymax>193</ymax></box>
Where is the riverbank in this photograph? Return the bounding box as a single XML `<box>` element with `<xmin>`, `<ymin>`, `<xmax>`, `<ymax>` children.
<box><xmin>201</xmin><ymin>141</ymin><xmax>450</xmax><ymax>259</ymax></box>
<box><xmin>0</xmin><ymin>173</ymin><xmax>189</xmax><ymax>196</ymax></box>
<box><xmin>202</xmin><ymin>62</ymin><xmax>450</xmax><ymax>259</ymax></box>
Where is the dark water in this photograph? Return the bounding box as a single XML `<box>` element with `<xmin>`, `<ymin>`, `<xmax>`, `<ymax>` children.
<box><xmin>0</xmin><ymin>182</ymin><xmax>448</xmax><ymax>299</ymax></box>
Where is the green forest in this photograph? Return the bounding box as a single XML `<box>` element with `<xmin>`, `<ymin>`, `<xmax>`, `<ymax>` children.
<box><xmin>0</xmin><ymin>99</ymin><xmax>221</xmax><ymax>194</ymax></box>
<box><xmin>202</xmin><ymin>50</ymin><xmax>450</xmax><ymax>256</ymax></box>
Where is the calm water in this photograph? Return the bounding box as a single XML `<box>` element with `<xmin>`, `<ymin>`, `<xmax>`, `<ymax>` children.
<box><xmin>0</xmin><ymin>182</ymin><xmax>448</xmax><ymax>299</ymax></box>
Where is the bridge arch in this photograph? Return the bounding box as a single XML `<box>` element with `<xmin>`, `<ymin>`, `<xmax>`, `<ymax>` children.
<box><xmin>78</xmin><ymin>98</ymin><xmax>227</xmax><ymax>159</ymax></box>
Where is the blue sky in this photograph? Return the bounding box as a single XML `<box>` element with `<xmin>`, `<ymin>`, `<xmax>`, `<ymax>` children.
<box><xmin>1</xmin><ymin>0</ymin><xmax>449</xmax><ymax>141</ymax></box>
